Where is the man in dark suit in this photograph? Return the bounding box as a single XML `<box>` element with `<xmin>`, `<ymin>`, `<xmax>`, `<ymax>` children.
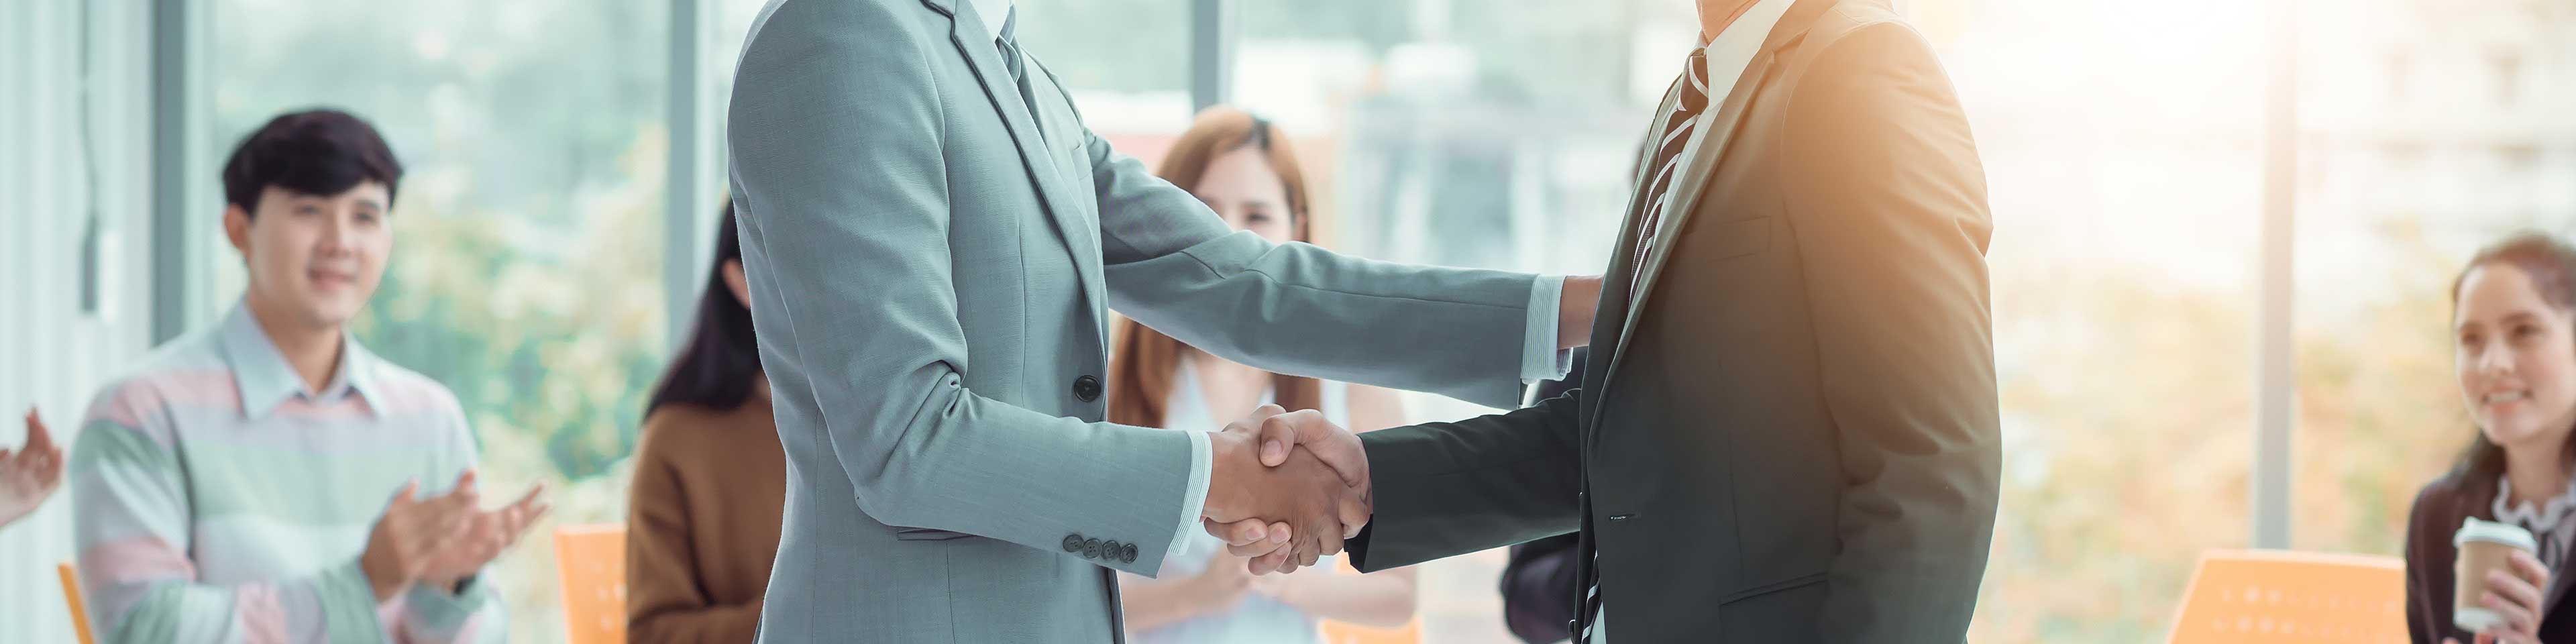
<box><xmin>1215</xmin><ymin>0</ymin><xmax>2000</xmax><ymax>640</ymax></box>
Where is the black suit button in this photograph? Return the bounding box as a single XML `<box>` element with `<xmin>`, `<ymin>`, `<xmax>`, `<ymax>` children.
<box><xmin>1102</xmin><ymin>540</ymin><xmax>1122</xmax><ymax>559</ymax></box>
<box><xmin>1063</xmin><ymin>535</ymin><xmax>1084</xmax><ymax>553</ymax></box>
<box><xmin>1073</xmin><ymin>375</ymin><xmax>1102</xmax><ymax>402</ymax></box>
<box><xmin>1083</xmin><ymin>537</ymin><xmax>1103</xmax><ymax>559</ymax></box>
<box><xmin>1122</xmin><ymin>543</ymin><xmax>1138</xmax><ymax>563</ymax></box>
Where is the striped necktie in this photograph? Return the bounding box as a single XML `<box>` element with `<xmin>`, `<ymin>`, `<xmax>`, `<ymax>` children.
<box><xmin>1626</xmin><ymin>49</ymin><xmax>1711</xmax><ymax>303</ymax></box>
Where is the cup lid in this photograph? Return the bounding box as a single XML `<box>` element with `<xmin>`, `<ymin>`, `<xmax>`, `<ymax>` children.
<box><xmin>2456</xmin><ymin>517</ymin><xmax>2539</xmax><ymax>551</ymax></box>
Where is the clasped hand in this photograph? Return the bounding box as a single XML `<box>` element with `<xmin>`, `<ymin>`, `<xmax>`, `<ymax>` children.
<box><xmin>1196</xmin><ymin>404</ymin><xmax>1370</xmax><ymax>575</ymax></box>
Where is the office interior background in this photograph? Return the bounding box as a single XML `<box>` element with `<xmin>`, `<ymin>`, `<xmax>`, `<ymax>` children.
<box><xmin>3</xmin><ymin>0</ymin><xmax>2573</xmax><ymax>641</ymax></box>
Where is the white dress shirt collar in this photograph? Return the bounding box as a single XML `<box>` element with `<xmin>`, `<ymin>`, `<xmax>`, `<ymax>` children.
<box><xmin>1700</xmin><ymin>0</ymin><xmax>1796</xmax><ymax>85</ymax></box>
<box><xmin>967</xmin><ymin>0</ymin><xmax>1013</xmax><ymax>40</ymax></box>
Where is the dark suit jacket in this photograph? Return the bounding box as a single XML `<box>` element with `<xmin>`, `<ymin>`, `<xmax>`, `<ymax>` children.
<box><xmin>1347</xmin><ymin>1</ymin><xmax>2001</xmax><ymax>641</ymax></box>
<box><xmin>2405</xmin><ymin>472</ymin><xmax>2576</xmax><ymax>643</ymax></box>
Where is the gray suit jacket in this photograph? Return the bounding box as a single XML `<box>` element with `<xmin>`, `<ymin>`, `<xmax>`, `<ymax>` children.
<box><xmin>1346</xmin><ymin>1</ymin><xmax>2002</xmax><ymax>641</ymax></box>
<box><xmin>725</xmin><ymin>0</ymin><xmax>1542</xmax><ymax>641</ymax></box>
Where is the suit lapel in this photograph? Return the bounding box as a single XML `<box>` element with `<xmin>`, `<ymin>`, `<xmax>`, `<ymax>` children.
<box><xmin>1584</xmin><ymin>0</ymin><xmax>1841</xmax><ymax>437</ymax></box>
<box><xmin>1578</xmin><ymin>80</ymin><xmax>1684</xmax><ymax>438</ymax></box>
<box><xmin>1587</xmin><ymin>53</ymin><xmax>1778</xmax><ymax>436</ymax></box>
<box><xmin>943</xmin><ymin>3</ymin><xmax>1106</xmax><ymax>313</ymax></box>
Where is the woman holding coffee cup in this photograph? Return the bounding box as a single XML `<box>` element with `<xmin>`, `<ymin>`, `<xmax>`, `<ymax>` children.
<box><xmin>2406</xmin><ymin>231</ymin><xmax>2576</xmax><ymax>644</ymax></box>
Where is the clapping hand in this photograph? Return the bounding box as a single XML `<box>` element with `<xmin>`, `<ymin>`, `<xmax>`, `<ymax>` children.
<box><xmin>360</xmin><ymin>470</ymin><xmax>549</xmax><ymax>600</ymax></box>
<box><xmin>418</xmin><ymin>473</ymin><xmax>549</xmax><ymax>592</ymax></box>
<box><xmin>0</xmin><ymin>409</ymin><xmax>67</xmax><ymax>527</ymax></box>
<box><xmin>1199</xmin><ymin>404</ymin><xmax>1372</xmax><ymax>574</ymax></box>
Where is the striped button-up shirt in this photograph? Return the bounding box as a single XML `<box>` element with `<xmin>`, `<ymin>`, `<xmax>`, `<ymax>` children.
<box><xmin>70</xmin><ymin>301</ymin><xmax>501</xmax><ymax>643</ymax></box>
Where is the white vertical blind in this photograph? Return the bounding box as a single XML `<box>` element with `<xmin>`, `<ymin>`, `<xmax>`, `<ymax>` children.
<box><xmin>0</xmin><ymin>0</ymin><xmax>157</xmax><ymax>641</ymax></box>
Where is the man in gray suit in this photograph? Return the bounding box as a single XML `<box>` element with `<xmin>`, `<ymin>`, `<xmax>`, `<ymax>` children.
<box><xmin>723</xmin><ymin>0</ymin><xmax>1601</xmax><ymax>641</ymax></box>
<box><xmin>1235</xmin><ymin>0</ymin><xmax>2002</xmax><ymax>641</ymax></box>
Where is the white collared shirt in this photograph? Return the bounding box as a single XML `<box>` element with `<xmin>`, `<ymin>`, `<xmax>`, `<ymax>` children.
<box><xmin>965</xmin><ymin>0</ymin><xmax>1012</xmax><ymax>39</ymax></box>
<box><xmin>1646</xmin><ymin>0</ymin><xmax>1798</xmax><ymax>245</ymax></box>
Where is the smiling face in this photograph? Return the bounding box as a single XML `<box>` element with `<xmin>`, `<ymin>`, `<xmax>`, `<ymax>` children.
<box><xmin>2455</xmin><ymin>262</ymin><xmax>2576</xmax><ymax>453</ymax></box>
<box><xmin>225</xmin><ymin>182</ymin><xmax>393</xmax><ymax>331</ymax></box>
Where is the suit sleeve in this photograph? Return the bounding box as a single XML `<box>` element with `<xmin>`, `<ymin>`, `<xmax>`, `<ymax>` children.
<box><xmin>1780</xmin><ymin>23</ymin><xmax>2003</xmax><ymax>643</ymax></box>
<box><xmin>726</xmin><ymin>0</ymin><xmax>1193</xmax><ymax>576</ymax></box>
<box><xmin>1342</xmin><ymin>390</ymin><xmax>1586</xmax><ymax>573</ymax></box>
<box><xmin>1057</xmin><ymin>89</ymin><xmax>1542</xmax><ymax>410</ymax></box>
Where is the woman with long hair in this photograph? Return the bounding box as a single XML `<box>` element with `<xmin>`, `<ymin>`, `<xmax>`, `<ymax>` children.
<box><xmin>2407</xmin><ymin>231</ymin><xmax>2576</xmax><ymax>644</ymax></box>
<box><xmin>1110</xmin><ymin>107</ymin><xmax>1419</xmax><ymax>641</ymax></box>
<box><xmin>625</xmin><ymin>203</ymin><xmax>784</xmax><ymax>642</ymax></box>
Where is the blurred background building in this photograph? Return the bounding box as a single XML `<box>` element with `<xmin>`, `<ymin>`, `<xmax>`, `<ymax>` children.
<box><xmin>3</xmin><ymin>0</ymin><xmax>2573</xmax><ymax>641</ymax></box>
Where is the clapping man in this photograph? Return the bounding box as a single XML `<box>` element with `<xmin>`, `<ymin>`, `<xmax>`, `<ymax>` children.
<box><xmin>70</xmin><ymin>109</ymin><xmax>546</xmax><ymax>643</ymax></box>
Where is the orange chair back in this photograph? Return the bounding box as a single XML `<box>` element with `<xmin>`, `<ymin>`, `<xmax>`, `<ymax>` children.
<box><xmin>1317</xmin><ymin>557</ymin><xmax>1424</xmax><ymax>644</ymax></box>
<box><xmin>2167</xmin><ymin>549</ymin><xmax>2407</xmax><ymax>643</ymax></box>
<box><xmin>553</xmin><ymin>524</ymin><xmax>629</xmax><ymax>644</ymax></box>
<box><xmin>58</xmin><ymin>562</ymin><xmax>96</xmax><ymax>644</ymax></box>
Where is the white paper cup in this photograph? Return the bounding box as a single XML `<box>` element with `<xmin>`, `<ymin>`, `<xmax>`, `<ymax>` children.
<box><xmin>2455</xmin><ymin>517</ymin><xmax>2538</xmax><ymax>633</ymax></box>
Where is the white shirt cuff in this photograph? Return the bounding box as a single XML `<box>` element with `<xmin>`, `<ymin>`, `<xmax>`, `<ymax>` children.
<box><xmin>1523</xmin><ymin>275</ymin><xmax>1575</xmax><ymax>383</ymax></box>
<box><xmin>1170</xmin><ymin>428</ymin><xmax>1214</xmax><ymax>568</ymax></box>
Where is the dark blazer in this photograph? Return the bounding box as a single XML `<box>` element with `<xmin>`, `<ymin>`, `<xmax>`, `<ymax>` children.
<box><xmin>1346</xmin><ymin>1</ymin><xmax>2000</xmax><ymax>641</ymax></box>
<box><xmin>2405</xmin><ymin>472</ymin><xmax>2576</xmax><ymax>643</ymax></box>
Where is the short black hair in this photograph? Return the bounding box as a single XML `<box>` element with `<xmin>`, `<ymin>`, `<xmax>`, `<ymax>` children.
<box><xmin>219</xmin><ymin>109</ymin><xmax>402</xmax><ymax>216</ymax></box>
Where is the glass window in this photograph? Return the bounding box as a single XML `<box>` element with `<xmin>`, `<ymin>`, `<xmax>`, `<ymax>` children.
<box><xmin>1907</xmin><ymin>1</ymin><xmax>2268</xmax><ymax>638</ymax></box>
<box><xmin>2290</xmin><ymin>0</ymin><xmax>2576</xmax><ymax>604</ymax></box>
<box><xmin>209</xmin><ymin>0</ymin><xmax>670</xmax><ymax>638</ymax></box>
<box><xmin>1013</xmin><ymin>0</ymin><xmax>1197</xmax><ymax>158</ymax></box>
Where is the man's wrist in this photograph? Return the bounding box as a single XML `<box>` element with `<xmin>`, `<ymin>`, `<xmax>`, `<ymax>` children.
<box><xmin>1557</xmin><ymin>276</ymin><xmax>1601</xmax><ymax>350</ymax></box>
<box><xmin>1203</xmin><ymin>431</ymin><xmax>1253</xmax><ymax>519</ymax></box>
<box><xmin>358</xmin><ymin>547</ymin><xmax>403</xmax><ymax>602</ymax></box>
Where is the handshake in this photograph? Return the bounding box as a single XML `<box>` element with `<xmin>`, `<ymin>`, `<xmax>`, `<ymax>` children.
<box><xmin>1195</xmin><ymin>403</ymin><xmax>1371</xmax><ymax>576</ymax></box>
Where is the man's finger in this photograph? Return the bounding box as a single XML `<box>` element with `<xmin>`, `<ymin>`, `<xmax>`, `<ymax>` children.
<box><xmin>506</xmin><ymin>483</ymin><xmax>546</xmax><ymax>515</ymax></box>
<box><xmin>1227</xmin><ymin>537</ymin><xmax>1288</xmax><ymax>558</ymax></box>
<box><xmin>1318</xmin><ymin>519</ymin><xmax>1346</xmax><ymax>557</ymax></box>
<box><xmin>1258</xmin><ymin>411</ymin><xmax>1326</xmax><ymax>467</ymax></box>
<box><xmin>1266</xmin><ymin>411</ymin><xmax>1368</xmax><ymax>488</ymax></box>
<box><xmin>510</xmin><ymin>502</ymin><xmax>553</xmax><ymax>543</ymax></box>
<box><xmin>1250</xmin><ymin>547</ymin><xmax>1292</xmax><ymax>575</ymax></box>
<box><xmin>1204</xmin><ymin>518</ymin><xmax>1267</xmax><ymax>547</ymax></box>
<box><xmin>450</xmin><ymin>470</ymin><xmax>481</xmax><ymax>497</ymax></box>
<box><xmin>1244</xmin><ymin>403</ymin><xmax>1285</xmax><ymax>424</ymax></box>
<box><xmin>1336</xmin><ymin>486</ymin><xmax>1372</xmax><ymax>539</ymax></box>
